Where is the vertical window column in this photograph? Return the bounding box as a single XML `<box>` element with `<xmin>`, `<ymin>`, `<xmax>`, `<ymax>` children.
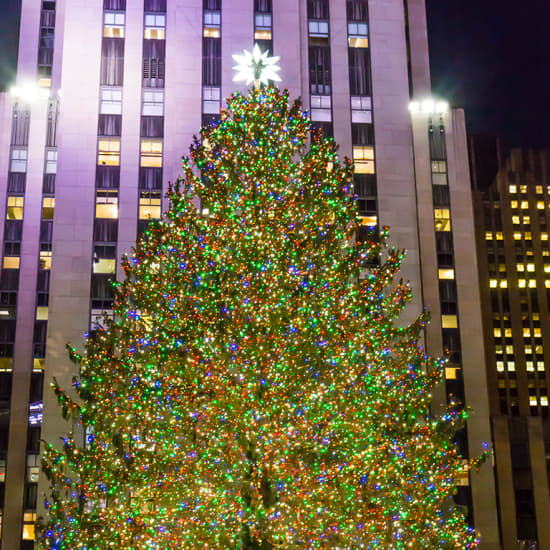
<box><xmin>38</xmin><ymin>1</ymin><xmax>56</xmax><ymax>88</ymax></box>
<box><xmin>308</xmin><ymin>0</ymin><xmax>332</xmax><ymax>137</ymax></box>
<box><xmin>202</xmin><ymin>0</ymin><xmax>222</xmax><ymax>126</ymax></box>
<box><xmin>254</xmin><ymin>0</ymin><xmax>273</xmax><ymax>53</ymax></box>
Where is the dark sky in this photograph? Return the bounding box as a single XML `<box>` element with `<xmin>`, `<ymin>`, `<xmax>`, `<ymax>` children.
<box><xmin>1</xmin><ymin>0</ymin><xmax>549</xmax><ymax>148</ymax></box>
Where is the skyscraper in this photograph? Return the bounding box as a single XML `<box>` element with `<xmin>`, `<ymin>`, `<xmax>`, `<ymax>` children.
<box><xmin>473</xmin><ymin>143</ymin><xmax>550</xmax><ymax>549</ymax></box>
<box><xmin>0</xmin><ymin>1</ymin><xmax>499</xmax><ymax>548</ymax></box>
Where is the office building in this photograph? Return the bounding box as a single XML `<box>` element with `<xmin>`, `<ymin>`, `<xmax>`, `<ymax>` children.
<box><xmin>0</xmin><ymin>0</ymin><xmax>499</xmax><ymax>547</ymax></box>
<box><xmin>473</xmin><ymin>143</ymin><xmax>550</xmax><ymax>550</ymax></box>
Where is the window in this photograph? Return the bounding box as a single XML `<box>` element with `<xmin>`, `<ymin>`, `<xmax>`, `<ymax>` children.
<box><xmin>349</xmin><ymin>49</ymin><xmax>371</xmax><ymax>96</ymax></box>
<box><xmin>3</xmin><ymin>257</ymin><xmax>20</xmax><ymax>269</ymax></box>
<box><xmin>139</xmin><ymin>192</ymin><xmax>162</xmax><ymax>219</ymax></box>
<box><xmin>144</xmin><ymin>14</ymin><xmax>166</xmax><ymax>39</ymax></box>
<box><xmin>309</xmin><ymin>20</ymin><xmax>329</xmax><ymax>37</ymax></box>
<box><xmin>143</xmin><ymin>90</ymin><xmax>164</xmax><ymax>116</ymax></box>
<box><xmin>204</xmin><ymin>10</ymin><xmax>221</xmax><ymax>31</ymax></box>
<box><xmin>140</xmin><ymin>116</ymin><xmax>164</xmax><ymax>138</ymax></box>
<box><xmin>10</xmin><ymin>148</ymin><xmax>28</xmax><ymax>173</ymax></box>
<box><xmin>141</xmin><ymin>139</ymin><xmax>163</xmax><ymax>167</ymax></box>
<box><xmin>7</xmin><ymin>197</ymin><xmax>24</xmax><ymax>220</ymax></box>
<box><xmin>22</xmin><ymin>512</ymin><xmax>36</xmax><ymax>540</ymax></box>
<box><xmin>95</xmin><ymin>191</ymin><xmax>119</xmax><ymax>219</ymax></box>
<box><xmin>42</xmin><ymin>198</ymin><xmax>55</xmax><ymax>220</ymax></box>
<box><xmin>353</xmin><ymin>146</ymin><xmax>375</xmax><ymax>174</ymax></box>
<box><xmin>104</xmin><ymin>11</ymin><xmax>125</xmax><ymax>37</ymax></box>
<box><xmin>100</xmin><ymin>37</ymin><xmax>125</xmax><ymax>86</ymax></box>
<box><xmin>310</xmin><ymin>94</ymin><xmax>331</xmax><ymax>122</ymax></box>
<box><xmin>98</xmin><ymin>138</ymin><xmax>120</xmax><ymax>166</ymax></box>
<box><xmin>36</xmin><ymin>307</ymin><xmax>48</xmax><ymax>321</ymax></box>
<box><xmin>203</xmin><ymin>86</ymin><xmax>221</xmax><ymax>114</ymax></box>
<box><xmin>309</xmin><ymin>45</ymin><xmax>331</xmax><ymax>95</ymax></box>
<box><xmin>509</xmin><ymin>185</ymin><xmax>517</xmax><ymax>193</ymax></box>
<box><xmin>203</xmin><ymin>37</ymin><xmax>222</xmax><ymax>86</ymax></box>
<box><xmin>347</xmin><ymin>0</ymin><xmax>368</xmax><ymax>22</ymax></box>
<box><xmin>45</xmin><ymin>149</ymin><xmax>57</xmax><ymax>174</ymax></box>
<box><xmin>100</xmin><ymin>87</ymin><xmax>122</xmax><ymax>115</ymax></box>
<box><xmin>434</xmin><ymin>208</ymin><xmax>451</xmax><ymax>231</ymax></box>
<box><xmin>439</xmin><ymin>268</ymin><xmax>455</xmax><ymax>280</ymax></box>
<box><xmin>351</xmin><ymin>95</ymin><xmax>372</xmax><ymax>123</ymax></box>
<box><xmin>348</xmin><ymin>22</ymin><xmax>368</xmax><ymax>48</ymax></box>
<box><xmin>144</xmin><ymin>0</ymin><xmax>167</xmax><ymax>11</ymax></box>
<box><xmin>11</xmin><ymin>109</ymin><xmax>30</xmax><ymax>146</ymax></box>
<box><xmin>255</xmin><ymin>13</ymin><xmax>272</xmax><ymax>29</ymax></box>
<box><xmin>308</xmin><ymin>0</ymin><xmax>329</xmax><ymax>20</ymax></box>
<box><xmin>93</xmin><ymin>258</ymin><xmax>116</xmax><ymax>274</ymax></box>
<box><xmin>431</xmin><ymin>160</ymin><xmax>447</xmax><ymax>186</ymax></box>
<box><xmin>39</xmin><ymin>251</ymin><xmax>52</xmax><ymax>270</ymax></box>
<box><xmin>143</xmin><ymin>40</ymin><xmax>166</xmax><ymax>88</ymax></box>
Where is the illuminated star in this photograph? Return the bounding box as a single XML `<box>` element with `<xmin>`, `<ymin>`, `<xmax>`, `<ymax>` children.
<box><xmin>232</xmin><ymin>43</ymin><xmax>282</xmax><ymax>88</ymax></box>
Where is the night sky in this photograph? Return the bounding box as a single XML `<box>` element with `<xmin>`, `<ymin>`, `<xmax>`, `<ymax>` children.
<box><xmin>1</xmin><ymin>0</ymin><xmax>550</xmax><ymax>148</ymax></box>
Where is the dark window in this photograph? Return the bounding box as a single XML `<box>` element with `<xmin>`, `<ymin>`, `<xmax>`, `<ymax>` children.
<box><xmin>93</xmin><ymin>219</ymin><xmax>118</xmax><ymax>243</ymax></box>
<box><xmin>439</xmin><ymin>280</ymin><xmax>458</xmax><ymax>314</ymax></box>
<box><xmin>98</xmin><ymin>114</ymin><xmax>122</xmax><ymax>137</ymax></box>
<box><xmin>104</xmin><ymin>0</ymin><xmax>126</xmax><ymax>9</ymax></box>
<box><xmin>202</xmin><ymin>37</ymin><xmax>221</xmax><ymax>87</ymax></box>
<box><xmin>23</xmin><ymin>484</ymin><xmax>37</xmax><ymax>508</ymax></box>
<box><xmin>100</xmin><ymin>38</ymin><xmax>125</xmax><ymax>86</ymax></box>
<box><xmin>202</xmin><ymin>113</ymin><xmax>221</xmax><ymax>127</ymax></box>
<box><xmin>140</xmin><ymin>116</ymin><xmax>164</xmax><ymax>138</ymax></box>
<box><xmin>351</xmin><ymin>123</ymin><xmax>373</xmax><ymax>146</ymax></box>
<box><xmin>203</xmin><ymin>0</ymin><xmax>221</xmax><ymax>9</ymax></box>
<box><xmin>348</xmin><ymin>48</ymin><xmax>371</xmax><ymax>96</ymax></box>
<box><xmin>254</xmin><ymin>0</ymin><xmax>272</xmax><ymax>12</ymax></box>
<box><xmin>91</xmin><ymin>274</ymin><xmax>115</xmax><ymax>309</ymax></box>
<box><xmin>27</xmin><ymin>427</ymin><xmax>41</xmax><ymax>453</ymax></box>
<box><xmin>143</xmin><ymin>40</ymin><xmax>165</xmax><ymax>88</ymax></box>
<box><xmin>33</xmin><ymin>321</ymin><xmax>48</xmax><ymax>358</ymax></box>
<box><xmin>139</xmin><ymin>167</ymin><xmax>162</xmax><ymax>190</ymax></box>
<box><xmin>311</xmin><ymin>121</ymin><xmax>333</xmax><ymax>138</ymax></box>
<box><xmin>7</xmin><ymin>173</ymin><xmax>26</xmax><ymax>194</ymax></box>
<box><xmin>11</xmin><ymin>109</ymin><xmax>30</xmax><ymax>146</ymax></box>
<box><xmin>43</xmin><ymin>174</ymin><xmax>55</xmax><ymax>194</ymax></box>
<box><xmin>94</xmin><ymin>244</ymin><xmax>117</xmax><ymax>260</ymax></box>
<box><xmin>429</xmin><ymin>125</ymin><xmax>447</xmax><ymax>160</ymax></box>
<box><xmin>144</xmin><ymin>0</ymin><xmax>166</xmax><ymax>11</ymax></box>
<box><xmin>442</xmin><ymin>328</ymin><xmax>461</xmax><ymax>363</ymax></box>
<box><xmin>433</xmin><ymin>185</ymin><xmax>450</xmax><ymax>207</ymax></box>
<box><xmin>0</xmin><ymin>320</ymin><xmax>16</xmax><ymax>358</ymax></box>
<box><xmin>0</xmin><ymin>372</ymin><xmax>12</xmax><ymax>404</ymax></box>
<box><xmin>308</xmin><ymin>0</ymin><xmax>329</xmax><ymax>19</ymax></box>
<box><xmin>96</xmin><ymin>166</ymin><xmax>120</xmax><ymax>189</ymax></box>
<box><xmin>354</xmin><ymin>174</ymin><xmax>376</xmax><ymax>197</ymax></box>
<box><xmin>40</xmin><ymin>221</ymin><xmax>53</xmax><ymax>244</ymax></box>
<box><xmin>46</xmin><ymin>100</ymin><xmax>59</xmax><ymax>147</ymax></box>
<box><xmin>4</xmin><ymin>220</ymin><xmax>23</xmax><ymax>242</ymax></box>
<box><xmin>436</xmin><ymin>232</ymin><xmax>454</xmax><ymax>267</ymax></box>
<box><xmin>347</xmin><ymin>0</ymin><xmax>368</xmax><ymax>21</ymax></box>
<box><xmin>0</xmin><ymin>270</ymin><xmax>19</xmax><ymax>292</ymax></box>
<box><xmin>309</xmin><ymin>46</ymin><xmax>331</xmax><ymax>95</ymax></box>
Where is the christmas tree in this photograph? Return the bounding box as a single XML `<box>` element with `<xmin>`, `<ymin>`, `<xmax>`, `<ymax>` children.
<box><xmin>41</xmin><ymin>83</ymin><xmax>480</xmax><ymax>549</ymax></box>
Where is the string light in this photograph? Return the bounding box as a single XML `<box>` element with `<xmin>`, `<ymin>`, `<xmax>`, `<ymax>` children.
<box><xmin>41</xmin><ymin>86</ymin><xmax>481</xmax><ymax>549</ymax></box>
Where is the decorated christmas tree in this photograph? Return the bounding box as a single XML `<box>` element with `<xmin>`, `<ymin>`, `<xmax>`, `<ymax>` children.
<box><xmin>41</xmin><ymin>53</ymin><xmax>480</xmax><ymax>549</ymax></box>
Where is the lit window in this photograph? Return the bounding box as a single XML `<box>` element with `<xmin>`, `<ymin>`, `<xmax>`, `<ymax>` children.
<box><xmin>537</xmin><ymin>201</ymin><xmax>545</xmax><ymax>209</ymax></box>
<box><xmin>104</xmin><ymin>11</ymin><xmax>125</xmax><ymax>37</ymax></box>
<box><xmin>530</xmin><ymin>396</ymin><xmax>538</xmax><ymax>406</ymax></box>
<box><xmin>100</xmin><ymin>87</ymin><xmax>122</xmax><ymax>115</ymax></box>
<box><xmin>255</xmin><ymin>13</ymin><xmax>272</xmax><ymax>29</ymax></box>
<box><xmin>536</xmin><ymin>185</ymin><xmax>543</xmax><ymax>194</ymax></box>
<box><xmin>348</xmin><ymin>22</ymin><xmax>368</xmax><ymax>48</ymax></box>
<box><xmin>139</xmin><ymin>193</ymin><xmax>161</xmax><ymax>219</ymax></box>
<box><xmin>509</xmin><ymin>185</ymin><xmax>517</xmax><ymax>193</ymax></box>
<box><xmin>441</xmin><ymin>315</ymin><xmax>458</xmax><ymax>329</ymax></box>
<box><xmin>523</xmin><ymin>328</ymin><xmax>531</xmax><ymax>337</ymax></box>
<box><xmin>96</xmin><ymin>192</ymin><xmax>118</xmax><ymax>219</ymax></box>
<box><xmin>499</xmin><ymin>264</ymin><xmax>506</xmax><ymax>272</ymax></box>
<box><xmin>204</xmin><ymin>10</ymin><xmax>221</xmax><ymax>28</ymax></box>
<box><xmin>485</xmin><ymin>232</ymin><xmax>493</xmax><ymax>240</ymax></box>
<box><xmin>36</xmin><ymin>307</ymin><xmax>48</xmax><ymax>320</ymax></box>
<box><xmin>526</xmin><ymin>361</ymin><xmax>535</xmax><ymax>371</ymax></box>
<box><xmin>22</xmin><ymin>512</ymin><xmax>36</xmax><ymax>540</ymax></box>
<box><xmin>360</xmin><ymin>215</ymin><xmax>377</xmax><ymax>228</ymax></box>
<box><xmin>542</xmin><ymin>233</ymin><xmax>549</xmax><ymax>241</ymax></box>
<box><xmin>512</xmin><ymin>215</ymin><xmax>520</xmax><ymax>224</ymax></box>
<box><xmin>439</xmin><ymin>269</ymin><xmax>455</xmax><ymax>280</ymax></box>
<box><xmin>445</xmin><ymin>367</ymin><xmax>457</xmax><ymax>379</ymax></box>
<box><xmin>496</xmin><ymin>361</ymin><xmax>505</xmax><ymax>372</ymax></box>
<box><xmin>350</xmin><ymin>96</ymin><xmax>372</xmax><ymax>123</ymax></box>
<box><xmin>511</xmin><ymin>200</ymin><xmax>518</xmax><ymax>208</ymax></box>
<box><xmin>513</xmin><ymin>232</ymin><xmax>521</xmax><ymax>240</ymax></box>
<box><xmin>40</xmin><ymin>251</ymin><xmax>52</xmax><ymax>269</ymax></box>
<box><xmin>141</xmin><ymin>139</ymin><xmax>163</xmax><ymax>168</ymax></box>
<box><xmin>525</xmin><ymin>232</ymin><xmax>532</xmax><ymax>240</ymax></box>
<box><xmin>495</xmin><ymin>345</ymin><xmax>503</xmax><ymax>354</ymax></box>
<box><xmin>94</xmin><ymin>258</ymin><xmax>116</xmax><ymax>274</ymax></box>
<box><xmin>518</xmin><ymin>279</ymin><xmax>526</xmax><ymax>288</ymax></box>
<box><xmin>255</xmin><ymin>29</ymin><xmax>272</xmax><ymax>40</ymax></box>
<box><xmin>496</xmin><ymin>232</ymin><xmax>504</xmax><ymax>240</ymax></box>
<box><xmin>434</xmin><ymin>208</ymin><xmax>451</xmax><ymax>232</ymax></box>
<box><xmin>536</xmin><ymin>345</ymin><xmax>544</xmax><ymax>354</ymax></box>
<box><xmin>506</xmin><ymin>345</ymin><xmax>514</xmax><ymax>354</ymax></box>
<box><xmin>517</xmin><ymin>264</ymin><xmax>525</xmax><ymax>272</ymax></box>
<box><xmin>98</xmin><ymin>138</ymin><xmax>120</xmax><ymax>166</ymax></box>
<box><xmin>143</xmin><ymin>90</ymin><xmax>164</xmax><ymax>116</ymax></box>
<box><xmin>521</xmin><ymin>201</ymin><xmax>529</xmax><ymax>209</ymax></box>
<box><xmin>203</xmin><ymin>86</ymin><xmax>221</xmax><ymax>114</ymax></box>
<box><xmin>3</xmin><ymin>256</ymin><xmax>20</xmax><ymax>269</ymax></box>
<box><xmin>353</xmin><ymin>146</ymin><xmax>375</xmax><ymax>174</ymax></box>
<box><xmin>45</xmin><ymin>150</ymin><xmax>57</xmax><ymax>174</ymax></box>
<box><xmin>523</xmin><ymin>215</ymin><xmax>531</xmax><ymax>224</ymax></box>
<box><xmin>309</xmin><ymin>20</ymin><xmax>329</xmax><ymax>37</ymax></box>
<box><xmin>504</xmin><ymin>328</ymin><xmax>512</xmax><ymax>338</ymax></box>
<box><xmin>537</xmin><ymin>361</ymin><xmax>545</xmax><ymax>371</ymax></box>
<box><xmin>203</xmin><ymin>27</ymin><xmax>220</xmax><ymax>38</ymax></box>
<box><xmin>500</xmin><ymin>280</ymin><xmax>508</xmax><ymax>288</ymax></box>
<box><xmin>10</xmin><ymin>148</ymin><xmax>27</xmax><ymax>172</ymax></box>
<box><xmin>525</xmin><ymin>345</ymin><xmax>533</xmax><ymax>354</ymax></box>
<box><xmin>545</xmin><ymin>265</ymin><xmax>550</xmax><ymax>273</ymax></box>
<box><xmin>6</xmin><ymin>196</ymin><xmax>24</xmax><ymax>220</ymax></box>
<box><xmin>493</xmin><ymin>328</ymin><xmax>502</xmax><ymax>338</ymax></box>
<box><xmin>431</xmin><ymin>161</ymin><xmax>447</xmax><ymax>185</ymax></box>
<box><xmin>489</xmin><ymin>279</ymin><xmax>498</xmax><ymax>288</ymax></box>
<box><xmin>520</xmin><ymin>185</ymin><xmax>527</xmax><ymax>193</ymax></box>
<box><xmin>526</xmin><ymin>263</ymin><xmax>535</xmax><ymax>272</ymax></box>
<box><xmin>144</xmin><ymin>13</ymin><xmax>166</xmax><ymax>39</ymax></box>
<box><xmin>507</xmin><ymin>362</ymin><xmax>515</xmax><ymax>372</ymax></box>
<box><xmin>546</xmin><ymin>280</ymin><xmax>550</xmax><ymax>288</ymax></box>
<box><xmin>310</xmin><ymin>95</ymin><xmax>332</xmax><ymax>122</ymax></box>
<box><xmin>42</xmin><ymin>197</ymin><xmax>55</xmax><ymax>220</ymax></box>
<box><xmin>528</xmin><ymin>279</ymin><xmax>536</xmax><ymax>288</ymax></box>
<box><xmin>534</xmin><ymin>328</ymin><xmax>542</xmax><ymax>338</ymax></box>
<box><xmin>533</xmin><ymin>313</ymin><xmax>540</xmax><ymax>320</ymax></box>
<box><xmin>541</xmin><ymin>396</ymin><xmax>549</xmax><ymax>407</ymax></box>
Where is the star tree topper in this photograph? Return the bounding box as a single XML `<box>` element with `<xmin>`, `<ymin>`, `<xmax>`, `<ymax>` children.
<box><xmin>232</xmin><ymin>43</ymin><xmax>282</xmax><ymax>89</ymax></box>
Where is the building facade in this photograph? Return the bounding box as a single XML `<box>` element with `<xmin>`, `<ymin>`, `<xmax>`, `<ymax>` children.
<box><xmin>0</xmin><ymin>0</ymin><xmax>499</xmax><ymax>548</ymax></box>
<box><xmin>473</xmin><ymin>144</ymin><xmax>550</xmax><ymax>550</ymax></box>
